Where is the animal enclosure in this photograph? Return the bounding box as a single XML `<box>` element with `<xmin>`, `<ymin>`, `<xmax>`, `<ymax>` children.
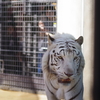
<box><xmin>0</xmin><ymin>0</ymin><xmax>57</xmax><ymax>93</ymax></box>
<box><xmin>0</xmin><ymin>0</ymin><xmax>95</xmax><ymax>100</ymax></box>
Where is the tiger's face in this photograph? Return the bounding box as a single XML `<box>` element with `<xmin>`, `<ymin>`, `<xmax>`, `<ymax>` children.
<box><xmin>49</xmin><ymin>40</ymin><xmax>83</xmax><ymax>83</ymax></box>
<box><xmin>42</xmin><ymin>33</ymin><xmax>85</xmax><ymax>100</ymax></box>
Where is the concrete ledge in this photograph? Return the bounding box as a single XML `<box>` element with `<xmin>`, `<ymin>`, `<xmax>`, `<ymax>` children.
<box><xmin>0</xmin><ymin>89</ymin><xmax>47</xmax><ymax>100</ymax></box>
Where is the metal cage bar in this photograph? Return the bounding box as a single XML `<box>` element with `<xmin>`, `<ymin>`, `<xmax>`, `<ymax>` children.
<box><xmin>0</xmin><ymin>0</ymin><xmax>57</xmax><ymax>93</ymax></box>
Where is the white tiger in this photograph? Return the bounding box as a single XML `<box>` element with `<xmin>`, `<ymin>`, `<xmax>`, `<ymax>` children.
<box><xmin>42</xmin><ymin>33</ymin><xmax>85</xmax><ymax>100</ymax></box>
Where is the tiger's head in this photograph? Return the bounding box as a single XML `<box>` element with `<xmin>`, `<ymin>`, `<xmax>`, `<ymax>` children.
<box><xmin>42</xmin><ymin>33</ymin><xmax>85</xmax><ymax>83</ymax></box>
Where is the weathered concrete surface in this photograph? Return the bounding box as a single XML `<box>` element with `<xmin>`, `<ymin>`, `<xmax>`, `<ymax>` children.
<box><xmin>0</xmin><ymin>89</ymin><xmax>47</xmax><ymax>100</ymax></box>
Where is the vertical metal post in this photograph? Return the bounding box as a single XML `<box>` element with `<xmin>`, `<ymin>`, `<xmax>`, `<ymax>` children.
<box><xmin>27</xmin><ymin>2</ymin><xmax>31</xmax><ymax>56</ymax></box>
<box><xmin>23</xmin><ymin>0</ymin><xmax>26</xmax><ymax>55</ymax></box>
<box><xmin>22</xmin><ymin>0</ymin><xmax>26</xmax><ymax>76</ymax></box>
<box><xmin>33</xmin><ymin>14</ymin><xmax>37</xmax><ymax>68</ymax></box>
<box><xmin>27</xmin><ymin>1</ymin><xmax>31</xmax><ymax>76</ymax></box>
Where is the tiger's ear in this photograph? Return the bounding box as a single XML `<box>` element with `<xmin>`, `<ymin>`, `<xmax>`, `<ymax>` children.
<box><xmin>75</xmin><ymin>36</ymin><xmax>83</xmax><ymax>45</ymax></box>
<box><xmin>48</xmin><ymin>33</ymin><xmax>55</xmax><ymax>42</ymax></box>
<box><xmin>47</xmin><ymin>33</ymin><xmax>55</xmax><ymax>46</ymax></box>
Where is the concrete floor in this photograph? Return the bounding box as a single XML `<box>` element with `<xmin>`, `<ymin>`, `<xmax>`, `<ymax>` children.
<box><xmin>0</xmin><ymin>89</ymin><xmax>47</xmax><ymax>100</ymax></box>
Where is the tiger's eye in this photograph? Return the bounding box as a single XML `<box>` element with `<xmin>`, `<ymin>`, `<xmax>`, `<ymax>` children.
<box><xmin>58</xmin><ymin>56</ymin><xmax>63</xmax><ymax>60</ymax></box>
<box><xmin>74</xmin><ymin>57</ymin><xmax>78</xmax><ymax>61</ymax></box>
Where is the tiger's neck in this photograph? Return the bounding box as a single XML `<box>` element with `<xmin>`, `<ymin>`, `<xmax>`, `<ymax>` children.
<box><xmin>47</xmin><ymin>73</ymin><xmax>83</xmax><ymax>100</ymax></box>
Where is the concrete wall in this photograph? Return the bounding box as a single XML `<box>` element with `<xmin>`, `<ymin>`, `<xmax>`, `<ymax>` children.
<box><xmin>83</xmin><ymin>0</ymin><xmax>95</xmax><ymax>100</ymax></box>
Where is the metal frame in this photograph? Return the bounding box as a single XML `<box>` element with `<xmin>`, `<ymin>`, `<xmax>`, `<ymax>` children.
<box><xmin>0</xmin><ymin>0</ymin><xmax>57</xmax><ymax>93</ymax></box>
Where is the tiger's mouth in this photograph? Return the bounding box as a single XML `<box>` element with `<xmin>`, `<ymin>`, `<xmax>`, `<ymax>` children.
<box><xmin>58</xmin><ymin>78</ymin><xmax>71</xmax><ymax>83</ymax></box>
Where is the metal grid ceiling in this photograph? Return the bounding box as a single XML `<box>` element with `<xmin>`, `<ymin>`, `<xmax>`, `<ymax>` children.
<box><xmin>0</xmin><ymin>0</ymin><xmax>57</xmax><ymax>92</ymax></box>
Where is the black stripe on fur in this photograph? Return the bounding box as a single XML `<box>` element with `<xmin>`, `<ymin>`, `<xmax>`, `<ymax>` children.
<box><xmin>67</xmin><ymin>77</ymin><xmax>81</xmax><ymax>92</ymax></box>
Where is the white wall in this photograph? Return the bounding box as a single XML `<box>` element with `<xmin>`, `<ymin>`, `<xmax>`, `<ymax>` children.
<box><xmin>57</xmin><ymin>0</ymin><xmax>83</xmax><ymax>38</ymax></box>
<box><xmin>57</xmin><ymin>0</ymin><xmax>95</xmax><ymax>100</ymax></box>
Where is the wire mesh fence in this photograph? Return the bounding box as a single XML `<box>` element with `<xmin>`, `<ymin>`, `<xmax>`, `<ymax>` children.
<box><xmin>0</xmin><ymin>0</ymin><xmax>57</xmax><ymax>93</ymax></box>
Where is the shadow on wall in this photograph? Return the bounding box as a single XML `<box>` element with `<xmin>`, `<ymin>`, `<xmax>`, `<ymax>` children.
<box><xmin>93</xmin><ymin>0</ymin><xmax>100</xmax><ymax>100</ymax></box>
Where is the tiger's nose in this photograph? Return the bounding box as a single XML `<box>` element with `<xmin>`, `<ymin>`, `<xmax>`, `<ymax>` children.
<box><xmin>64</xmin><ymin>72</ymin><xmax>73</xmax><ymax>77</ymax></box>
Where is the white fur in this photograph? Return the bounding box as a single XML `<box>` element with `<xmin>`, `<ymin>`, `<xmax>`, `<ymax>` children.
<box><xmin>42</xmin><ymin>33</ymin><xmax>85</xmax><ymax>100</ymax></box>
